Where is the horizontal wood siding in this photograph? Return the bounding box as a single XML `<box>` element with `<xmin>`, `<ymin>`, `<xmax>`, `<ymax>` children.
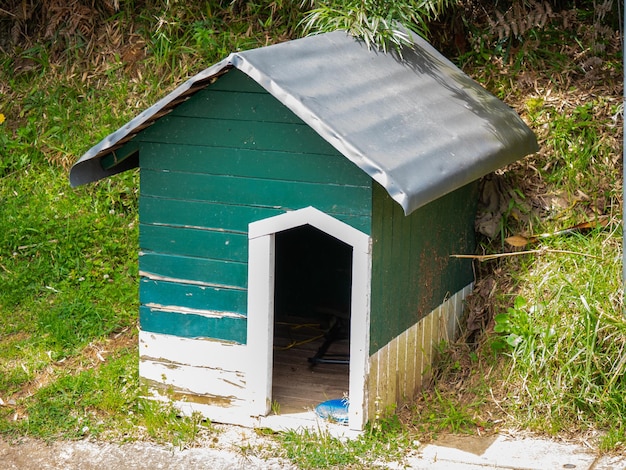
<box><xmin>140</xmin><ymin>224</ymin><xmax>248</xmax><ymax>261</ymax></box>
<box><xmin>140</xmin><ymin>306</ymin><xmax>246</xmax><ymax>343</ymax></box>
<box><xmin>140</xmin><ymin>169</ymin><xmax>370</xmax><ymax>216</ymax></box>
<box><xmin>137</xmin><ymin>115</ymin><xmax>337</xmax><ymax>154</ymax></box>
<box><xmin>139</xmin><ymin>196</ymin><xmax>371</xmax><ymax>234</ymax></box>
<box><xmin>139</xmin><ymin>143</ymin><xmax>367</xmax><ymax>186</ymax></box>
<box><xmin>140</xmin><ymin>279</ymin><xmax>247</xmax><ymax>315</ymax></box>
<box><xmin>140</xmin><ymin>196</ymin><xmax>286</xmax><ymax>232</ymax></box>
<box><xmin>138</xmin><ymin>68</ymin><xmax>372</xmax><ymax>345</ymax></box>
<box><xmin>369</xmin><ymin>181</ymin><xmax>478</xmax><ymax>353</ymax></box>
<box><xmin>140</xmin><ymin>252</ymin><xmax>247</xmax><ymax>289</ymax></box>
<box><xmin>170</xmin><ymin>88</ymin><xmax>302</xmax><ymax>123</ymax></box>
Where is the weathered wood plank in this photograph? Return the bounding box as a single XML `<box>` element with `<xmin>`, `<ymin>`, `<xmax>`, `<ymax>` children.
<box><xmin>421</xmin><ymin>312</ymin><xmax>434</xmax><ymax>388</ymax></box>
<box><xmin>396</xmin><ymin>330</ymin><xmax>407</xmax><ymax>401</ymax></box>
<box><xmin>171</xmin><ymin>88</ymin><xmax>304</xmax><ymax>124</ymax></box>
<box><xmin>139</xmin><ymin>305</ymin><xmax>247</xmax><ymax>343</ymax></box>
<box><xmin>377</xmin><ymin>344</ymin><xmax>389</xmax><ymax>416</ymax></box>
<box><xmin>210</xmin><ymin>68</ymin><xmax>267</xmax><ymax>92</ymax></box>
<box><xmin>139</xmin><ymin>331</ymin><xmax>248</xmax><ymax>369</ymax></box>
<box><xmin>140</xmin><ymin>359</ymin><xmax>246</xmax><ymax>399</ymax></box>
<box><xmin>140</xmin><ymin>196</ymin><xmax>372</xmax><ymax>235</ymax></box>
<box><xmin>140</xmin><ymin>279</ymin><xmax>247</xmax><ymax>316</ymax></box>
<box><xmin>405</xmin><ymin>320</ymin><xmax>418</xmax><ymax>399</ymax></box>
<box><xmin>140</xmin><ymin>196</ymin><xmax>282</xmax><ymax>233</ymax></box>
<box><xmin>140</xmin><ymin>224</ymin><xmax>248</xmax><ymax>261</ymax></box>
<box><xmin>140</xmin><ymin>169</ymin><xmax>372</xmax><ymax>217</ymax></box>
<box><xmin>136</xmin><ymin>115</ymin><xmax>339</xmax><ymax>155</ymax></box>
<box><xmin>139</xmin><ymin>251</ymin><xmax>247</xmax><ymax>289</ymax></box>
<box><xmin>368</xmin><ymin>352</ymin><xmax>379</xmax><ymax>421</ymax></box>
<box><xmin>387</xmin><ymin>339</ymin><xmax>398</xmax><ymax>406</ymax></box>
<box><xmin>369</xmin><ymin>185</ymin><xmax>393</xmax><ymax>352</ymax></box>
<box><xmin>389</xmin><ymin>200</ymin><xmax>407</xmax><ymax>335</ymax></box>
<box><xmin>138</xmin><ymin>142</ymin><xmax>371</xmax><ymax>187</ymax></box>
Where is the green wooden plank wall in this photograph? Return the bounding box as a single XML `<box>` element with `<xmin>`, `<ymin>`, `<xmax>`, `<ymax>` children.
<box><xmin>141</xmin><ymin>278</ymin><xmax>247</xmax><ymax>314</ymax></box>
<box><xmin>369</xmin><ymin>181</ymin><xmax>479</xmax><ymax>354</ymax></box>
<box><xmin>139</xmin><ymin>306</ymin><xmax>246</xmax><ymax>344</ymax></box>
<box><xmin>137</xmin><ymin>68</ymin><xmax>372</xmax><ymax>343</ymax></box>
<box><xmin>139</xmin><ymin>192</ymin><xmax>371</xmax><ymax>233</ymax></box>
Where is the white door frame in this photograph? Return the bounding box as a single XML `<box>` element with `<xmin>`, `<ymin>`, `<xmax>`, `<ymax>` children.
<box><xmin>246</xmin><ymin>206</ymin><xmax>371</xmax><ymax>430</ymax></box>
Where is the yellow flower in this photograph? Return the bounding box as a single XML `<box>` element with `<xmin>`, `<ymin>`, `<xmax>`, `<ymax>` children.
<box><xmin>0</xmin><ymin>113</ymin><xmax>5</xmax><ymax>125</ymax></box>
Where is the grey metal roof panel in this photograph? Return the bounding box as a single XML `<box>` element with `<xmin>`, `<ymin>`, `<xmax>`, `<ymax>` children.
<box><xmin>70</xmin><ymin>30</ymin><xmax>538</xmax><ymax>215</ymax></box>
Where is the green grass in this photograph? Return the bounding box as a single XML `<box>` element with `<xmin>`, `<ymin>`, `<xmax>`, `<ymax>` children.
<box><xmin>489</xmin><ymin>229</ymin><xmax>625</xmax><ymax>440</ymax></box>
<box><xmin>0</xmin><ymin>351</ymin><xmax>138</xmax><ymax>440</ymax></box>
<box><xmin>278</xmin><ymin>415</ymin><xmax>409</xmax><ymax>469</ymax></box>
<box><xmin>0</xmin><ymin>1</ymin><xmax>624</xmax><ymax>465</ymax></box>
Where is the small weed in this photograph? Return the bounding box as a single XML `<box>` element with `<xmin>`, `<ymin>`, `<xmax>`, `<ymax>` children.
<box><xmin>1</xmin><ymin>350</ymin><xmax>137</xmax><ymax>440</ymax></box>
<box><xmin>492</xmin><ymin>296</ymin><xmax>534</xmax><ymax>352</ymax></box>
<box><xmin>278</xmin><ymin>419</ymin><xmax>409</xmax><ymax>469</ymax></box>
<box><xmin>411</xmin><ymin>389</ymin><xmax>485</xmax><ymax>438</ymax></box>
<box><xmin>138</xmin><ymin>399</ymin><xmax>211</xmax><ymax>448</ymax></box>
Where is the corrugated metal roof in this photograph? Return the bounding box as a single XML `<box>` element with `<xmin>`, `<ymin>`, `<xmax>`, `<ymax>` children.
<box><xmin>70</xmin><ymin>30</ymin><xmax>538</xmax><ymax>215</ymax></box>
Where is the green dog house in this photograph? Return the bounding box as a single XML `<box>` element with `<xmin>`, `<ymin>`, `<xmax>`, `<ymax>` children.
<box><xmin>70</xmin><ymin>30</ymin><xmax>537</xmax><ymax>432</ymax></box>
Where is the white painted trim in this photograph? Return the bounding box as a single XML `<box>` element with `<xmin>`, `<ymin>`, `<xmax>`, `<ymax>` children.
<box><xmin>141</xmin><ymin>359</ymin><xmax>245</xmax><ymax>397</ymax></box>
<box><xmin>248</xmin><ymin>206</ymin><xmax>369</xmax><ymax>254</ymax></box>
<box><xmin>246</xmin><ymin>234</ymin><xmax>275</xmax><ymax>416</ymax></box>
<box><xmin>138</xmin><ymin>331</ymin><xmax>248</xmax><ymax>370</ymax></box>
<box><xmin>247</xmin><ymin>206</ymin><xmax>372</xmax><ymax>431</ymax></box>
<box><xmin>258</xmin><ymin>412</ymin><xmax>363</xmax><ymax>439</ymax></box>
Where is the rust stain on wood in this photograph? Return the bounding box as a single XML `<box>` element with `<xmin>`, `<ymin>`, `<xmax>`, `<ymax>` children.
<box><xmin>141</xmin><ymin>378</ymin><xmax>236</xmax><ymax>407</ymax></box>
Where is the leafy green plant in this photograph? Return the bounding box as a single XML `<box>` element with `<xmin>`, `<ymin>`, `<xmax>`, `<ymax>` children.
<box><xmin>409</xmin><ymin>387</ymin><xmax>487</xmax><ymax>440</ymax></box>
<box><xmin>301</xmin><ymin>0</ymin><xmax>454</xmax><ymax>52</ymax></box>
<box><xmin>492</xmin><ymin>296</ymin><xmax>535</xmax><ymax>351</ymax></box>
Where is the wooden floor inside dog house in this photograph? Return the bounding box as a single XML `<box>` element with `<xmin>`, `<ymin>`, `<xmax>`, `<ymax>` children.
<box><xmin>272</xmin><ymin>317</ymin><xmax>350</xmax><ymax>415</ymax></box>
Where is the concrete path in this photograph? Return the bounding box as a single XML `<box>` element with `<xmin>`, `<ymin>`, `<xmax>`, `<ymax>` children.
<box><xmin>1</xmin><ymin>428</ymin><xmax>625</xmax><ymax>469</ymax></box>
<box><xmin>406</xmin><ymin>433</ymin><xmax>625</xmax><ymax>469</ymax></box>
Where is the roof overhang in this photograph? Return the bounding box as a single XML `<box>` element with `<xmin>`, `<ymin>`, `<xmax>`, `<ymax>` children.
<box><xmin>70</xmin><ymin>31</ymin><xmax>538</xmax><ymax>215</ymax></box>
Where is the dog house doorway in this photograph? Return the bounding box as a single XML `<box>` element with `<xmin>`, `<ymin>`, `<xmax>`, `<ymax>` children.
<box><xmin>273</xmin><ymin>224</ymin><xmax>352</xmax><ymax>413</ymax></box>
<box><xmin>247</xmin><ymin>207</ymin><xmax>371</xmax><ymax>430</ymax></box>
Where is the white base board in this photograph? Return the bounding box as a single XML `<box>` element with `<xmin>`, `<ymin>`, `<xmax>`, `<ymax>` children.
<box><xmin>139</xmin><ymin>283</ymin><xmax>473</xmax><ymax>432</ymax></box>
<box><xmin>367</xmin><ymin>284</ymin><xmax>473</xmax><ymax>420</ymax></box>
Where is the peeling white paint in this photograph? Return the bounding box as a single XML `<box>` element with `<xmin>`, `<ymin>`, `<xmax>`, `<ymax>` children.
<box><xmin>144</xmin><ymin>303</ymin><xmax>245</xmax><ymax>319</ymax></box>
<box><xmin>368</xmin><ymin>283</ymin><xmax>473</xmax><ymax>417</ymax></box>
<box><xmin>139</xmin><ymin>331</ymin><xmax>247</xmax><ymax>370</ymax></box>
<box><xmin>141</xmin><ymin>359</ymin><xmax>246</xmax><ymax>398</ymax></box>
<box><xmin>139</xmin><ymin>271</ymin><xmax>246</xmax><ymax>290</ymax></box>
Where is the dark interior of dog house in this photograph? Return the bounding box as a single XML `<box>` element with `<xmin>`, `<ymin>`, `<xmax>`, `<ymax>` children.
<box><xmin>272</xmin><ymin>224</ymin><xmax>352</xmax><ymax>413</ymax></box>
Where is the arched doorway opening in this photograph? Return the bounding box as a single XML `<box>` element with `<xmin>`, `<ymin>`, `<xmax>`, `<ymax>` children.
<box><xmin>272</xmin><ymin>224</ymin><xmax>352</xmax><ymax>413</ymax></box>
<box><xmin>247</xmin><ymin>207</ymin><xmax>371</xmax><ymax>430</ymax></box>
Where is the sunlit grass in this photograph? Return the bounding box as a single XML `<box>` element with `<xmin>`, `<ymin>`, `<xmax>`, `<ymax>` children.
<box><xmin>0</xmin><ymin>1</ymin><xmax>623</xmax><ymax>463</ymax></box>
<box><xmin>492</xmin><ymin>226</ymin><xmax>624</xmax><ymax>439</ymax></box>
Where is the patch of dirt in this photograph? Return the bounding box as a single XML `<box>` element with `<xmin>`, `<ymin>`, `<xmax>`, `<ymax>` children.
<box><xmin>0</xmin><ymin>425</ymin><xmax>296</xmax><ymax>470</ymax></box>
<box><xmin>1</xmin><ymin>328</ymin><xmax>136</xmax><ymax>419</ymax></box>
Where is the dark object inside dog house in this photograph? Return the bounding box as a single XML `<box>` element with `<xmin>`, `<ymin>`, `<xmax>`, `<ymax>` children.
<box><xmin>70</xmin><ymin>29</ymin><xmax>538</xmax><ymax>431</ymax></box>
<box><xmin>275</xmin><ymin>225</ymin><xmax>352</xmax><ymax>363</ymax></box>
